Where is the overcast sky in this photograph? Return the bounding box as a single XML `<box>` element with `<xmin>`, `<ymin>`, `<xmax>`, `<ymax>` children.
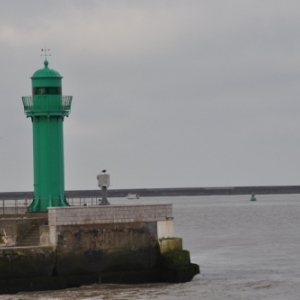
<box><xmin>1</xmin><ymin>1</ymin><xmax>300</xmax><ymax>192</ymax></box>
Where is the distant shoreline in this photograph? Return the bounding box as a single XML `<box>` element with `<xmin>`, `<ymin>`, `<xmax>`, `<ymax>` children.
<box><xmin>1</xmin><ymin>185</ymin><xmax>300</xmax><ymax>200</ymax></box>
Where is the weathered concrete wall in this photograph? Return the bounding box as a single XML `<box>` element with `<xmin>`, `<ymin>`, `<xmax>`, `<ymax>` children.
<box><xmin>40</xmin><ymin>225</ymin><xmax>50</xmax><ymax>246</ymax></box>
<box><xmin>45</xmin><ymin>205</ymin><xmax>174</xmax><ymax>277</ymax></box>
<box><xmin>47</xmin><ymin>204</ymin><xmax>173</xmax><ymax>246</ymax></box>
<box><xmin>0</xmin><ymin>218</ymin><xmax>45</xmax><ymax>246</ymax></box>
<box><xmin>157</xmin><ymin>221</ymin><xmax>173</xmax><ymax>239</ymax></box>
<box><xmin>0</xmin><ymin>246</ymin><xmax>55</xmax><ymax>280</ymax></box>
<box><xmin>52</xmin><ymin>221</ymin><xmax>160</xmax><ymax>276</ymax></box>
<box><xmin>56</xmin><ymin>222</ymin><xmax>157</xmax><ymax>251</ymax></box>
<box><xmin>48</xmin><ymin>204</ymin><xmax>173</xmax><ymax>226</ymax></box>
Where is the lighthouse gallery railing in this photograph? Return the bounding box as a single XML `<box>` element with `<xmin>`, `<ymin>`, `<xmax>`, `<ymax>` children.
<box><xmin>22</xmin><ymin>95</ymin><xmax>72</xmax><ymax>113</ymax></box>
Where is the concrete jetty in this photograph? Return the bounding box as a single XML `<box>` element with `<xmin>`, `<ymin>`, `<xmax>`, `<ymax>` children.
<box><xmin>1</xmin><ymin>185</ymin><xmax>300</xmax><ymax>202</ymax></box>
<box><xmin>0</xmin><ymin>204</ymin><xmax>199</xmax><ymax>293</ymax></box>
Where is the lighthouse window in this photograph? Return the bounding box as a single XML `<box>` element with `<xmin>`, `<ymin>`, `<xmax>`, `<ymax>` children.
<box><xmin>33</xmin><ymin>87</ymin><xmax>62</xmax><ymax>95</ymax></box>
<box><xmin>37</xmin><ymin>88</ymin><xmax>46</xmax><ymax>94</ymax></box>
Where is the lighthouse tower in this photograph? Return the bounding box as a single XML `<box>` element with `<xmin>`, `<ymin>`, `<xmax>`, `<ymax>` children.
<box><xmin>22</xmin><ymin>58</ymin><xmax>72</xmax><ymax>212</ymax></box>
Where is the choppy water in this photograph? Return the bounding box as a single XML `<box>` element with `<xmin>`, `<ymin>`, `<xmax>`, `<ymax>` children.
<box><xmin>1</xmin><ymin>194</ymin><xmax>300</xmax><ymax>300</ymax></box>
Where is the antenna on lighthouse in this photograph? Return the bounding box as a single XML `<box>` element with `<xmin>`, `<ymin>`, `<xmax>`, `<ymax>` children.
<box><xmin>41</xmin><ymin>48</ymin><xmax>51</xmax><ymax>60</ymax></box>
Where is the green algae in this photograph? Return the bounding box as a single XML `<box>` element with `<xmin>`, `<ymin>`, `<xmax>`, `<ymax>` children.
<box><xmin>160</xmin><ymin>250</ymin><xmax>191</xmax><ymax>269</ymax></box>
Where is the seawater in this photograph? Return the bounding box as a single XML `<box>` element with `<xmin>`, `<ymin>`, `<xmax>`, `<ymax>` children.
<box><xmin>1</xmin><ymin>194</ymin><xmax>300</xmax><ymax>300</ymax></box>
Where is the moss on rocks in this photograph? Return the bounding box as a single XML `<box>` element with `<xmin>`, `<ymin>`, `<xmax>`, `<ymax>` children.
<box><xmin>159</xmin><ymin>238</ymin><xmax>183</xmax><ymax>253</ymax></box>
<box><xmin>160</xmin><ymin>250</ymin><xmax>191</xmax><ymax>269</ymax></box>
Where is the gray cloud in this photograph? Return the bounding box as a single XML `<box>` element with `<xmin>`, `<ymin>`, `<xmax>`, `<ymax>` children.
<box><xmin>1</xmin><ymin>1</ymin><xmax>300</xmax><ymax>191</ymax></box>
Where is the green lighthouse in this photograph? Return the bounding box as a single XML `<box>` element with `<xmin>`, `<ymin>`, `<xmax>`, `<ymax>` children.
<box><xmin>22</xmin><ymin>59</ymin><xmax>72</xmax><ymax>212</ymax></box>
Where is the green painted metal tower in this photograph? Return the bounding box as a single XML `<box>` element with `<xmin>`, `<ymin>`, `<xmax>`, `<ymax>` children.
<box><xmin>22</xmin><ymin>59</ymin><xmax>72</xmax><ymax>212</ymax></box>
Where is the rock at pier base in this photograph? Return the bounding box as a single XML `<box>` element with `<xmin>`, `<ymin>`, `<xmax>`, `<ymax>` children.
<box><xmin>160</xmin><ymin>263</ymin><xmax>200</xmax><ymax>283</ymax></box>
<box><xmin>0</xmin><ymin>265</ymin><xmax>200</xmax><ymax>294</ymax></box>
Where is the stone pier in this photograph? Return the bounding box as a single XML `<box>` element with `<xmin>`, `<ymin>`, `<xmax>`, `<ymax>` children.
<box><xmin>0</xmin><ymin>204</ymin><xmax>199</xmax><ymax>293</ymax></box>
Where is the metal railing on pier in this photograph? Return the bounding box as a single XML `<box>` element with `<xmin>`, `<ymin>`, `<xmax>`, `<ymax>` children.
<box><xmin>0</xmin><ymin>197</ymin><xmax>100</xmax><ymax>215</ymax></box>
<box><xmin>1</xmin><ymin>185</ymin><xmax>300</xmax><ymax>215</ymax></box>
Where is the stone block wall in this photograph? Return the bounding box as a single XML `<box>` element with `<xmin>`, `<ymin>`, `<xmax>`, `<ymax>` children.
<box><xmin>48</xmin><ymin>204</ymin><xmax>173</xmax><ymax>226</ymax></box>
